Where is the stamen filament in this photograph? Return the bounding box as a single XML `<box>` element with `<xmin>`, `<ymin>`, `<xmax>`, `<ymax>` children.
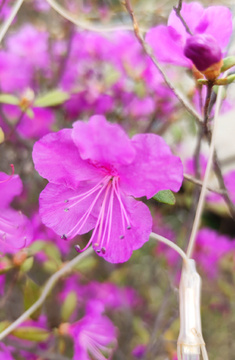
<box><xmin>113</xmin><ymin>178</ymin><xmax>131</xmax><ymax>228</ymax></box>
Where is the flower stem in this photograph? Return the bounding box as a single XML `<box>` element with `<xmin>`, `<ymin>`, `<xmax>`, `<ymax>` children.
<box><xmin>0</xmin><ymin>247</ymin><xmax>93</xmax><ymax>340</ymax></box>
<box><xmin>150</xmin><ymin>232</ymin><xmax>188</xmax><ymax>263</ymax></box>
<box><xmin>0</xmin><ymin>0</ymin><xmax>24</xmax><ymax>44</ymax></box>
<box><xmin>186</xmin><ymin>79</ymin><xmax>225</xmax><ymax>258</ymax></box>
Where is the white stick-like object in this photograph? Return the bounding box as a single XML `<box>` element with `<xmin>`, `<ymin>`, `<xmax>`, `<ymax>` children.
<box><xmin>0</xmin><ymin>247</ymin><xmax>93</xmax><ymax>340</ymax></box>
<box><xmin>0</xmin><ymin>0</ymin><xmax>24</xmax><ymax>44</ymax></box>
<box><xmin>150</xmin><ymin>232</ymin><xmax>189</xmax><ymax>263</ymax></box>
<box><xmin>44</xmin><ymin>0</ymin><xmax>141</xmax><ymax>33</ymax></box>
<box><xmin>186</xmin><ymin>81</ymin><xmax>225</xmax><ymax>258</ymax></box>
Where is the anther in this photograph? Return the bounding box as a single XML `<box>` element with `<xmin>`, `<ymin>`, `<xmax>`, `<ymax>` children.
<box><xmin>61</xmin><ymin>234</ymin><xmax>67</xmax><ymax>240</ymax></box>
<box><xmin>94</xmin><ymin>243</ymin><xmax>99</xmax><ymax>247</ymax></box>
<box><xmin>96</xmin><ymin>249</ymin><xmax>101</xmax><ymax>254</ymax></box>
<box><xmin>75</xmin><ymin>245</ymin><xmax>81</xmax><ymax>252</ymax></box>
<box><xmin>127</xmin><ymin>225</ymin><xmax>131</xmax><ymax>230</ymax></box>
<box><xmin>64</xmin><ymin>208</ymin><xmax>69</xmax><ymax>212</ymax></box>
<box><xmin>101</xmin><ymin>247</ymin><xmax>106</xmax><ymax>254</ymax></box>
<box><xmin>64</xmin><ymin>199</ymin><xmax>69</xmax><ymax>203</ymax></box>
<box><xmin>120</xmin><ymin>235</ymin><xmax>124</xmax><ymax>239</ymax></box>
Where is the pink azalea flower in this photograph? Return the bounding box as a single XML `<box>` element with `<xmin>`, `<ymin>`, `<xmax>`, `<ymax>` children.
<box><xmin>145</xmin><ymin>2</ymin><xmax>232</xmax><ymax>68</ymax></box>
<box><xmin>132</xmin><ymin>344</ymin><xmax>146</xmax><ymax>358</ymax></box>
<box><xmin>2</xmin><ymin>105</ymin><xmax>55</xmax><ymax>140</ymax></box>
<box><xmin>184</xmin><ymin>154</ymin><xmax>207</xmax><ymax>179</ymax></box>
<box><xmin>0</xmin><ymin>172</ymin><xmax>32</xmax><ymax>255</ymax></box>
<box><xmin>68</xmin><ymin>300</ymin><xmax>117</xmax><ymax>360</ymax></box>
<box><xmin>207</xmin><ymin>170</ymin><xmax>235</xmax><ymax>204</ymax></box>
<box><xmin>0</xmin><ymin>343</ymin><xmax>14</xmax><ymax>360</ymax></box>
<box><xmin>33</xmin><ymin>115</ymin><xmax>183</xmax><ymax>263</ymax></box>
<box><xmin>194</xmin><ymin>228</ymin><xmax>234</xmax><ymax>278</ymax></box>
<box><xmin>6</xmin><ymin>24</ymin><xmax>49</xmax><ymax>70</ymax></box>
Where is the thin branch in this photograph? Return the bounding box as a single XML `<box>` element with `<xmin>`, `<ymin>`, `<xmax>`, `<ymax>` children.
<box><xmin>173</xmin><ymin>0</ymin><xmax>192</xmax><ymax>35</ymax></box>
<box><xmin>183</xmin><ymin>173</ymin><xmax>225</xmax><ymax>195</ymax></box>
<box><xmin>0</xmin><ymin>247</ymin><xmax>93</xmax><ymax>341</ymax></box>
<box><xmin>123</xmin><ymin>0</ymin><xmax>203</xmax><ymax>126</ymax></box>
<box><xmin>186</xmin><ymin>79</ymin><xmax>225</xmax><ymax>258</ymax></box>
<box><xmin>150</xmin><ymin>232</ymin><xmax>188</xmax><ymax>263</ymax></box>
<box><xmin>0</xmin><ymin>0</ymin><xmax>24</xmax><ymax>44</ymax></box>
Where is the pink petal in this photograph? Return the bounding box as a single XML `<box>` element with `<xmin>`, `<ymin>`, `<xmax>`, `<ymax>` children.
<box><xmin>118</xmin><ymin>133</ymin><xmax>183</xmax><ymax>199</ymax></box>
<box><xmin>145</xmin><ymin>25</ymin><xmax>191</xmax><ymax>67</ymax></box>
<box><xmin>33</xmin><ymin>129</ymin><xmax>100</xmax><ymax>189</ymax></box>
<box><xmin>198</xmin><ymin>6</ymin><xmax>232</xmax><ymax>49</ymax></box>
<box><xmin>72</xmin><ymin>115</ymin><xmax>136</xmax><ymax>167</ymax></box>
<box><xmin>168</xmin><ymin>2</ymin><xmax>204</xmax><ymax>37</ymax></box>
<box><xmin>39</xmin><ymin>181</ymin><xmax>102</xmax><ymax>238</ymax></box>
<box><xmin>0</xmin><ymin>174</ymin><xmax>22</xmax><ymax>208</ymax></box>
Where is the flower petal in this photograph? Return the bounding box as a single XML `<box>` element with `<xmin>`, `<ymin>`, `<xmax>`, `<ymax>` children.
<box><xmin>0</xmin><ymin>174</ymin><xmax>22</xmax><ymax>208</ymax></box>
<box><xmin>33</xmin><ymin>129</ymin><xmax>100</xmax><ymax>189</ymax></box>
<box><xmin>118</xmin><ymin>133</ymin><xmax>183</xmax><ymax>199</ymax></box>
<box><xmin>92</xmin><ymin>195</ymin><xmax>152</xmax><ymax>263</ymax></box>
<box><xmin>39</xmin><ymin>182</ymin><xmax>102</xmax><ymax>239</ymax></box>
<box><xmin>145</xmin><ymin>25</ymin><xmax>191</xmax><ymax>67</ymax></box>
<box><xmin>198</xmin><ymin>6</ymin><xmax>232</xmax><ymax>49</ymax></box>
<box><xmin>168</xmin><ymin>2</ymin><xmax>204</xmax><ymax>37</ymax></box>
<box><xmin>72</xmin><ymin>115</ymin><xmax>136</xmax><ymax>167</ymax></box>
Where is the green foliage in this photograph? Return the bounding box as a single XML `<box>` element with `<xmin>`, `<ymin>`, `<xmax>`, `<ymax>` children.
<box><xmin>34</xmin><ymin>90</ymin><xmax>70</xmax><ymax>107</ymax></box>
<box><xmin>11</xmin><ymin>327</ymin><xmax>50</xmax><ymax>342</ymax></box>
<box><xmin>0</xmin><ymin>94</ymin><xmax>19</xmax><ymax>105</ymax></box>
<box><xmin>61</xmin><ymin>291</ymin><xmax>78</xmax><ymax>321</ymax></box>
<box><xmin>20</xmin><ymin>257</ymin><xmax>34</xmax><ymax>273</ymax></box>
<box><xmin>23</xmin><ymin>277</ymin><xmax>41</xmax><ymax>320</ymax></box>
<box><xmin>153</xmin><ymin>190</ymin><xmax>176</xmax><ymax>205</ymax></box>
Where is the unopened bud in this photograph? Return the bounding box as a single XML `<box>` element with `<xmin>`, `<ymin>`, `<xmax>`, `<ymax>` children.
<box><xmin>58</xmin><ymin>322</ymin><xmax>70</xmax><ymax>336</ymax></box>
<box><xmin>184</xmin><ymin>34</ymin><xmax>222</xmax><ymax>80</ymax></box>
<box><xmin>13</xmin><ymin>250</ymin><xmax>28</xmax><ymax>266</ymax></box>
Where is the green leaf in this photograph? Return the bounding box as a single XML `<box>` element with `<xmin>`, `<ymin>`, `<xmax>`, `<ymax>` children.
<box><xmin>220</xmin><ymin>56</ymin><xmax>235</xmax><ymax>72</ymax></box>
<box><xmin>0</xmin><ymin>94</ymin><xmax>19</xmax><ymax>105</ymax></box>
<box><xmin>0</xmin><ymin>320</ymin><xmax>11</xmax><ymax>333</ymax></box>
<box><xmin>25</xmin><ymin>108</ymin><xmax>34</xmax><ymax>118</ymax></box>
<box><xmin>153</xmin><ymin>190</ymin><xmax>176</xmax><ymax>205</ymax></box>
<box><xmin>34</xmin><ymin>90</ymin><xmax>70</xmax><ymax>107</ymax></box>
<box><xmin>24</xmin><ymin>278</ymin><xmax>41</xmax><ymax>320</ymax></box>
<box><xmin>20</xmin><ymin>257</ymin><xmax>34</xmax><ymax>273</ymax></box>
<box><xmin>61</xmin><ymin>291</ymin><xmax>77</xmax><ymax>321</ymax></box>
<box><xmin>11</xmin><ymin>327</ymin><xmax>50</xmax><ymax>342</ymax></box>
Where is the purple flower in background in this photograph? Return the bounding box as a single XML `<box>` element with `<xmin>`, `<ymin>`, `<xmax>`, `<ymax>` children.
<box><xmin>184</xmin><ymin>34</ymin><xmax>222</xmax><ymax>72</ymax></box>
<box><xmin>0</xmin><ymin>171</ymin><xmax>32</xmax><ymax>255</ymax></box>
<box><xmin>184</xmin><ymin>154</ymin><xmax>207</xmax><ymax>179</ymax></box>
<box><xmin>33</xmin><ymin>115</ymin><xmax>183</xmax><ymax>263</ymax></box>
<box><xmin>68</xmin><ymin>300</ymin><xmax>117</xmax><ymax>360</ymax></box>
<box><xmin>146</xmin><ymin>2</ymin><xmax>232</xmax><ymax>68</ymax></box>
<box><xmin>194</xmin><ymin>228</ymin><xmax>234</xmax><ymax>278</ymax></box>
<box><xmin>207</xmin><ymin>170</ymin><xmax>235</xmax><ymax>205</ymax></box>
<box><xmin>6</xmin><ymin>24</ymin><xmax>49</xmax><ymax>70</ymax></box>
<box><xmin>0</xmin><ymin>343</ymin><xmax>14</xmax><ymax>360</ymax></box>
<box><xmin>132</xmin><ymin>344</ymin><xmax>146</xmax><ymax>358</ymax></box>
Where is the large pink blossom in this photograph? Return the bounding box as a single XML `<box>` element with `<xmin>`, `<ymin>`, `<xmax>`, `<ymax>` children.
<box><xmin>146</xmin><ymin>2</ymin><xmax>232</xmax><ymax>68</ymax></box>
<box><xmin>68</xmin><ymin>300</ymin><xmax>117</xmax><ymax>360</ymax></box>
<box><xmin>33</xmin><ymin>115</ymin><xmax>183</xmax><ymax>263</ymax></box>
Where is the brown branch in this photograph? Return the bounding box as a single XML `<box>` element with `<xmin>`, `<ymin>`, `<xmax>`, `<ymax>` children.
<box><xmin>183</xmin><ymin>173</ymin><xmax>225</xmax><ymax>195</ymax></box>
<box><xmin>173</xmin><ymin>0</ymin><xmax>192</xmax><ymax>35</ymax></box>
<box><xmin>123</xmin><ymin>0</ymin><xmax>203</xmax><ymax>126</ymax></box>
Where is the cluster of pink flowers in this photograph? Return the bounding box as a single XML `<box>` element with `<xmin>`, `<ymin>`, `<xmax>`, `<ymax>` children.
<box><xmin>0</xmin><ymin>0</ymin><xmax>235</xmax><ymax>359</ymax></box>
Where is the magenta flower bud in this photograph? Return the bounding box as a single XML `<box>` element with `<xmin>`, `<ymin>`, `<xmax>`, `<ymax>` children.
<box><xmin>184</xmin><ymin>34</ymin><xmax>222</xmax><ymax>72</ymax></box>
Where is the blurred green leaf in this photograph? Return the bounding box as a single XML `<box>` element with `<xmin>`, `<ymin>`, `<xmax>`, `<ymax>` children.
<box><xmin>220</xmin><ymin>56</ymin><xmax>235</xmax><ymax>72</ymax></box>
<box><xmin>12</xmin><ymin>327</ymin><xmax>50</xmax><ymax>342</ymax></box>
<box><xmin>153</xmin><ymin>190</ymin><xmax>175</xmax><ymax>205</ymax></box>
<box><xmin>25</xmin><ymin>108</ymin><xmax>34</xmax><ymax>118</ymax></box>
<box><xmin>0</xmin><ymin>321</ymin><xmax>10</xmax><ymax>333</ymax></box>
<box><xmin>34</xmin><ymin>90</ymin><xmax>69</xmax><ymax>107</ymax></box>
<box><xmin>24</xmin><ymin>277</ymin><xmax>41</xmax><ymax>320</ymax></box>
<box><xmin>0</xmin><ymin>94</ymin><xmax>19</xmax><ymax>105</ymax></box>
<box><xmin>61</xmin><ymin>291</ymin><xmax>77</xmax><ymax>321</ymax></box>
<box><xmin>20</xmin><ymin>257</ymin><xmax>34</xmax><ymax>273</ymax></box>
